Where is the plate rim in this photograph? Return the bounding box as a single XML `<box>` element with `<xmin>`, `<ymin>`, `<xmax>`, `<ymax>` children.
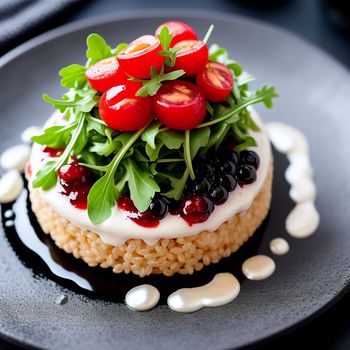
<box><xmin>1</xmin><ymin>8</ymin><xmax>350</xmax><ymax>350</ymax></box>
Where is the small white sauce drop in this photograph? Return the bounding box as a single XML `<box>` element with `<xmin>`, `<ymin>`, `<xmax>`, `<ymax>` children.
<box><xmin>0</xmin><ymin>170</ymin><xmax>24</xmax><ymax>203</ymax></box>
<box><xmin>125</xmin><ymin>284</ymin><xmax>160</xmax><ymax>311</ymax></box>
<box><xmin>269</xmin><ymin>238</ymin><xmax>289</xmax><ymax>256</ymax></box>
<box><xmin>4</xmin><ymin>209</ymin><xmax>14</xmax><ymax>219</ymax></box>
<box><xmin>4</xmin><ymin>220</ymin><xmax>14</xmax><ymax>227</ymax></box>
<box><xmin>0</xmin><ymin>144</ymin><xmax>31</xmax><ymax>172</ymax></box>
<box><xmin>242</xmin><ymin>255</ymin><xmax>276</xmax><ymax>280</ymax></box>
<box><xmin>167</xmin><ymin>273</ymin><xmax>240</xmax><ymax>313</ymax></box>
<box><xmin>21</xmin><ymin>126</ymin><xmax>41</xmax><ymax>143</ymax></box>
<box><xmin>266</xmin><ymin>122</ymin><xmax>320</xmax><ymax>238</ymax></box>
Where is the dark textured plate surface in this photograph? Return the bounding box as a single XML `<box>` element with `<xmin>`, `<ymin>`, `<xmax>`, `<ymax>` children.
<box><xmin>0</xmin><ymin>10</ymin><xmax>350</xmax><ymax>350</ymax></box>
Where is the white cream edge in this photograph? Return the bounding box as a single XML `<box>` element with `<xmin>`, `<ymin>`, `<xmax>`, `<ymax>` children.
<box><xmin>29</xmin><ymin>108</ymin><xmax>271</xmax><ymax>247</ymax></box>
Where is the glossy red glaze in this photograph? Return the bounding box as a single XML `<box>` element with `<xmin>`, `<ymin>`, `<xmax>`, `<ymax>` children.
<box><xmin>118</xmin><ymin>194</ymin><xmax>159</xmax><ymax>228</ymax></box>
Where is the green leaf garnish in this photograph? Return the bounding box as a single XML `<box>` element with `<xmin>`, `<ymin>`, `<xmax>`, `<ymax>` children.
<box><xmin>129</xmin><ymin>66</ymin><xmax>185</xmax><ymax>97</ymax></box>
<box><xmin>59</xmin><ymin>64</ymin><xmax>87</xmax><ymax>89</ymax></box>
<box><xmin>157</xmin><ymin>26</ymin><xmax>180</xmax><ymax>67</ymax></box>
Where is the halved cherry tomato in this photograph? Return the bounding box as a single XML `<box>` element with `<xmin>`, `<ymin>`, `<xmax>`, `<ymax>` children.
<box><xmin>171</xmin><ymin>40</ymin><xmax>208</xmax><ymax>76</ymax></box>
<box><xmin>155</xmin><ymin>21</ymin><xmax>198</xmax><ymax>47</ymax></box>
<box><xmin>117</xmin><ymin>35</ymin><xmax>164</xmax><ymax>79</ymax></box>
<box><xmin>99</xmin><ymin>82</ymin><xmax>153</xmax><ymax>131</ymax></box>
<box><xmin>197</xmin><ymin>62</ymin><xmax>234</xmax><ymax>102</ymax></box>
<box><xmin>85</xmin><ymin>57</ymin><xmax>127</xmax><ymax>92</ymax></box>
<box><xmin>154</xmin><ymin>80</ymin><xmax>206</xmax><ymax>130</ymax></box>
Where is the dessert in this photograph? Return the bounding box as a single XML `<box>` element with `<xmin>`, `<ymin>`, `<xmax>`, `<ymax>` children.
<box><xmin>27</xmin><ymin>21</ymin><xmax>278</xmax><ymax>277</ymax></box>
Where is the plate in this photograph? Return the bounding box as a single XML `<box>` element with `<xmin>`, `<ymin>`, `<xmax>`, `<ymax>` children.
<box><xmin>0</xmin><ymin>10</ymin><xmax>350</xmax><ymax>350</ymax></box>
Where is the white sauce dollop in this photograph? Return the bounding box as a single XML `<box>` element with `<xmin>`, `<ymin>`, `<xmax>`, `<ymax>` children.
<box><xmin>29</xmin><ymin>109</ymin><xmax>271</xmax><ymax>246</ymax></box>
<box><xmin>167</xmin><ymin>273</ymin><xmax>240</xmax><ymax>313</ymax></box>
<box><xmin>125</xmin><ymin>284</ymin><xmax>160</xmax><ymax>311</ymax></box>
<box><xmin>266</xmin><ymin>122</ymin><xmax>320</xmax><ymax>238</ymax></box>
<box><xmin>242</xmin><ymin>255</ymin><xmax>276</xmax><ymax>280</ymax></box>
<box><xmin>1</xmin><ymin>144</ymin><xmax>31</xmax><ymax>172</ymax></box>
<box><xmin>269</xmin><ymin>238</ymin><xmax>289</xmax><ymax>256</ymax></box>
<box><xmin>0</xmin><ymin>170</ymin><xmax>24</xmax><ymax>203</ymax></box>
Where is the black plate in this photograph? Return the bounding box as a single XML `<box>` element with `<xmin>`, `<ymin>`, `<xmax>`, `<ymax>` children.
<box><xmin>0</xmin><ymin>10</ymin><xmax>350</xmax><ymax>350</ymax></box>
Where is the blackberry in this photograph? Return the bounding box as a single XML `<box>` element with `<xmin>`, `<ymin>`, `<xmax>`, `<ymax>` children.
<box><xmin>150</xmin><ymin>196</ymin><xmax>169</xmax><ymax>219</ymax></box>
<box><xmin>239</xmin><ymin>150</ymin><xmax>260</xmax><ymax>169</ymax></box>
<box><xmin>237</xmin><ymin>165</ymin><xmax>257</xmax><ymax>185</ymax></box>
<box><xmin>209</xmin><ymin>185</ymin><xmax>229</xmax><ymax>205</ymax></box>
<box><xmin>217</xmin><ymin>174</ymin><xmax>237</xmax><ymax>192</ymax></box>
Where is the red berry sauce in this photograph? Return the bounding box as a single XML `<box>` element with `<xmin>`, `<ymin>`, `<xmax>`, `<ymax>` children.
<box><xmin>179</xmin><ymin>194</ymin><xmax>213</xmax><ymax>226</ymax></box>
<box><xmin>43</xmin><ymin>146</ymin><xmax>64</xmax><ymax>157</ymax></box>
<box><xmin>58</xmin><ymin>161</ymin><xmax>92</xmax><ymax>210</ymax></box>
<box><xmin>118</xmin><ymin>194</ymin><xmax>159</xmax><ymax>228</ymax></box>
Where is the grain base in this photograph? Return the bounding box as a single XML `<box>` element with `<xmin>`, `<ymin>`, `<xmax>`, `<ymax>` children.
<box><xmin>29</xmin><ymin>164</ymin><xmax>273</xmax><ymax>277</ymax></box>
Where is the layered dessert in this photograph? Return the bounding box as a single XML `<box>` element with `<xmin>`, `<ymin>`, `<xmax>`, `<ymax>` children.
<box><xmin>27</xmin><ymin>21</ymin><xmax>278</xmax><ymax>277</ymax></box>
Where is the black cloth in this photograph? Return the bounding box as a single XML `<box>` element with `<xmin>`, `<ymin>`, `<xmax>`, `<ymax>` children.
<box><xmin>0</xmin><ymin>0</ymin><xmax>83</xmax><ymax>55</ymax></box>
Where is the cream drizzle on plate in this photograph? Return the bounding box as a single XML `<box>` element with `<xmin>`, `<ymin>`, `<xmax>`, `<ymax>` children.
<box><xmin>29</xmin><ymin>109</ymin><xmax>271</xmax><ymax>246</ymax></box>
<box><xmin>242</xmin><ymin>255</ymin><xmax>276</xmax><ymax>281</ymax></box>
<box><xmin>269</xmin><ymin>238</ymin><xmax>289</xmax><ymax>256</ymax></box>
<box><xmin>125</xmin><ymin>284</ymin><xmax>160</xmax><ymax>311</ymax></box>
<box><xmin>266</xmin><ymin>122</ymin><xmax>320</xmax><ymax>238</ymax></box>
<box><xmin>167</xmin><ymin>273</ymin><xmax>240</xmax><ymax>313</ymax></box>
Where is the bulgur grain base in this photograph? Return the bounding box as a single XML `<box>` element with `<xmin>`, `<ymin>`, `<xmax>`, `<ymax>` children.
<box><xmin>29</xmin><ymin>163</ymin><xmax>273</xmax><ymax>277</ymax></box>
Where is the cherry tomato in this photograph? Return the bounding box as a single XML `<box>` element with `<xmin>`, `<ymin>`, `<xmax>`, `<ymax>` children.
<box><xmin>197</xmin><ymin>62</ymin><xmax>234</xmax><ymax>102</ymax></box>
<box><xmin>154</xmin><ymin>80</ymin><xmax>206</xmax><ymax>130</ymax></box>
<box><xmin>117</xmin><ymin>35</ymin><xmax>164</xmax><ymax>79</ymax></box>
<box><xmin>171</xmin><ymin>40</ymin><xmax>208</xmax><ymax>76</ymax></box>
<box><xmin>85</xmin><ymin>57</ymin><xmax>127</xmax><ymax>92</ymax></box>
<box><xmin>99</xmin><ymin>82</ymin><xmax>153</xmax><ymax>131</ymax></box>
<box><xmin>155</xmin><ymin>21</ymin><xmax>198</xmax><ymax>47</ymax></box>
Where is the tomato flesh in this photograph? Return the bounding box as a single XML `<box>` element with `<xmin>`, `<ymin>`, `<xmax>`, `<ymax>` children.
<box><xmin>85</xmin><ymin>57</ymin><xmax>127</xmax><ymax>92</ymax></box>
<box><xmin>117</xmin><ymin>35</ymin><xmax>164</xmax><ymax>79</ymax></box>
<box><xmin>99</xmin><ymin>82</ymin><xmax>153</xmax><ymax>131</ymax></box>
<box><xmin>197</xmin><ymin>62</ymin><xmax>234</xmax><ymax>102</ymax></box>
<box><xmin>155</xmin><ymin>21</ymin><xmax>198</xmax><ymax>47</ymax></box>
<box><xmin>154</xmin><ymin>80</ymin><xmax>206</xmax><ymax>130</ymax></box>
<box><xmin>172</xmin><ymin>40</ymin><xmax>208</xmax><ymax>76</ymax></box>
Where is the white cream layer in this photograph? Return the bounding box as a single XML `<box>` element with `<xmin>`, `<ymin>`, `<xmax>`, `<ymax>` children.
<box><xmin>29</xmin><ymin>109</ymin><xmax>271</xmax><ymax>246</ymax></box>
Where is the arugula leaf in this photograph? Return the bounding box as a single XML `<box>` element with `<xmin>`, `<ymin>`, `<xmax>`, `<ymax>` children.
<box><xmin>157</xmin><ymin>26</ymin><xmax>180</xmax><ymax>67</ymax></box>
<box><xmin>87</xmin><ymin>122</ymin><xmax>151</xmax><ymax>224</ymax></box>
<box><xmin>123</xmin><ymin>158</ymin><xmax>160</xmax><ymax>212</ymax></box>
<box><xmin>31</xmin><ymin>123</ymin><xmax>77</xmax><ymax>148</ymax></box>
<box><xmin>184</xmin><ymin>130</ymin><xmax>195</xmax><ymax>180</ymax></box>
<box><xmin>86</xmin><ymin>33</ymin><xmax>113</xmax><ymax>65</ymax></box>
<box><xmin>198</xmin><ymin>85</ymin><xmax>278</xmax><ymax>128</ymax></box>
<box><xmin>59</xmin><ymin>64</ymin><xmax>87</xmax><ymax>89</ymax></box>
<box><xmin>42</xmin><ymin>89</ymin><xmax>98</xmax><ymax>113</ymax></box>
<box><xmin>162</xmin><ymin>169</ymin><xmax>189</xmax><ymax>200</ymax></box>
<box><xmin>209</xmin><ymin>44</ymin><xmax>243</xmax><ymax>76</ymax></box>
<box><xmin>129</xmin><ymin>66</ymin><xmax>185</xmax><ymax>97</ymax></box>
<box><xmin>32</xmin><ymin>160</ymin><xmax>58</xmax><ymax>190</ymax></box>
<box><xmin>32</xmin><ymin>112</ymin><xmax>86</xmax><ymax>190</ymax></box>
<box><xmin>141</xmin><ymin>121</ymin><xmax>161</xmax><ymax>149</ymax></box>
<box><xmin>189</xmin><ymin>127</ymin><xmax>211</xmax><ymax>158</ymax></box>
<box><xmin>87</xmin><ymin>173</ymin><xmax>119</xmax><ymax>224</ymax></box>
<box><xmin>157</xmin><ymin>130</ymin><xmax>184</xmax><ymax>149</ymax></box>
<box><xmin>146</xmin><ymin>141</ymin><xmax>163</xmax><ymax>161</ymax></box>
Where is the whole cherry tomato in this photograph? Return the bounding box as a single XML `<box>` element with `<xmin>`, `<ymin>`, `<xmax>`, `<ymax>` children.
<box><xmin>155</xmin><ymin>21</ymin><xmax>198</xmax><ymax>47</ymax></box>
<box><xmin>154</xmin><ymin>80</ymin><xmax>206</xmax><ymax>130</ymax></box>
<box><xmin>85</xmin><ymin>57</ymin><xmax>127</xmax><ymax>92</ymax></box>
<box><xmin>99</xmin><ymin>82</ymin><xmax>153</xmax><ymax>131</ymax></box>
<box><xmin>197</xmin><ymin>62</ymin><xmax>234</xmax><ymax>102</ymax></box>
<box><xmin>117</xmin><ymin>35</ymin><xmax>164</xmax><ymax>79</ymax></box>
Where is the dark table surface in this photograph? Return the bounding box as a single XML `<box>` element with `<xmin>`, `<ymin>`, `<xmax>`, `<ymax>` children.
<box><xmin>1</xmin><ymin>0</ymin><xmax>350</xmax><ymax>349</ymax></box>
